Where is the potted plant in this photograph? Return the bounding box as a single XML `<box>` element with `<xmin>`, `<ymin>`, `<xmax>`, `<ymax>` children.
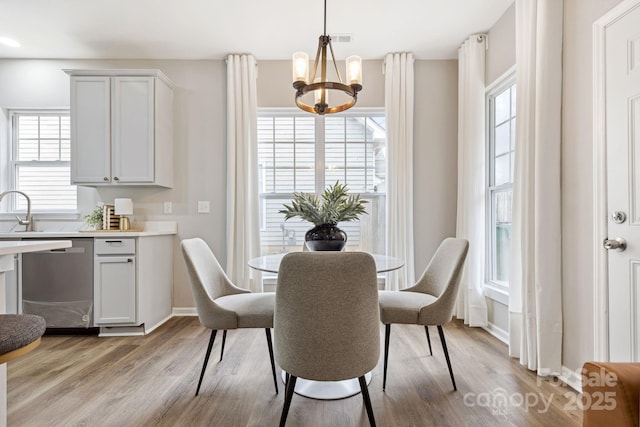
<box><xmin>83</xmin><ymin>205</ymin><xmax>103</xmax><ymax>230</ymax></box>
<box><xmin>279</xmin><ymin>182</ymin><xmax>368</xmax><ymax>251</ymax></box>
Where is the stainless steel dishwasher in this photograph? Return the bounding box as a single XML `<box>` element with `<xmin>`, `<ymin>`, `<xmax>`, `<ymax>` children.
<box><xmin>21</xmin><ymin>238</ymin><xmax>95</xmax><ymax>330</ymax></box>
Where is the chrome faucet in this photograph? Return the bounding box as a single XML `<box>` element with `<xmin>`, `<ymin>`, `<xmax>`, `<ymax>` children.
<box><xmin>0</xmin><ymin>190</ymin><xmax>34</xmax><ymax>231</ymax></box>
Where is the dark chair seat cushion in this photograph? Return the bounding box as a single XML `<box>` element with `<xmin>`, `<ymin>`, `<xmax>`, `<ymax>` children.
<box><xmin>0</xmin><ymin>314</ymin><xmax>46</xmax><ymax>355</ymax></box>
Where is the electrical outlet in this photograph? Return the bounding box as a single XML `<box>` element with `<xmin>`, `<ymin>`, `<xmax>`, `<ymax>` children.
<box><xmin>197</xmin><ymin>201</ymin><xmax>210</xmax><ymax>213</ymax></box>
<box><xmin>163</xmin><ymin>201</ymin><xmax>172</xmax><ymax>214</ymax></box>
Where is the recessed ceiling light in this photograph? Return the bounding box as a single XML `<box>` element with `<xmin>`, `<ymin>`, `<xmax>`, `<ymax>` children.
<box><xmin>0</xmin><ymin>37</ymin><xmax>20</xmax><ymax>48</ymax></box>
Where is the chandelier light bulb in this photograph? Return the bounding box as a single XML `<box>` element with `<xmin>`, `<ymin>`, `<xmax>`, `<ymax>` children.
<box><xmin>346</xmin><ymin>56</ymin><xmax>363</xmax><ymax>86</ymax></box>
<box><xmin>292</xmin><ymin>52</ymin><xmax>309</xmax><ymax>86</ymax></box>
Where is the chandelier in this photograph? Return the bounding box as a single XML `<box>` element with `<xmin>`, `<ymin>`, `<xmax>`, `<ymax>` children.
<box><xmin>291</xmin><ymin>0</ymin><xmax>362</xmax><ymax>115</ymax></box>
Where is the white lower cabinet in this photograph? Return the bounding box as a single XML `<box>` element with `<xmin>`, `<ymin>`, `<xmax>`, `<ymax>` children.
<box><xmin>94</xmin><ymin>238</ymin><xmax>136</xmax><ymax>325</ymax></box>
<box><xmin>94</xmin><ymin>255</ymin><xmax>136</xmax><ymax>324</ymax></box>
<box><xmin>93</xmin><ymin>235</ymin><xmax>173</xmax><ymax>336</ymax></box>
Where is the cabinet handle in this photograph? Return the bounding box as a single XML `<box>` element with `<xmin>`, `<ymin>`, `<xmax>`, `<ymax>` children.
<box><xmin>127</xmin><ymin>258</ymin><xmax>133</xmax><ymax>263</ymax></box>
<box><xmin>114</xmin><ymin>176</ymin><xmax>119</xmax><ymax>181</ymax></box>
<box><xmin>103</xmin><ymin>177</ymin><xmax>109</xmax><ymax>181</ymax></box>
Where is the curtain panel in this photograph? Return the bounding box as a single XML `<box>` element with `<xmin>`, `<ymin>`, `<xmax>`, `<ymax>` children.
<box><xmin>226</xmin><ymin>54</ymin><xmax>262</xmax><ymax>292</ymax></box>
<box><xmin>454</xmin><ymin>35</ymin><xmax>489</xmax><ymax>327</ymax></box>
<box><xmin>384</xmin><ymin>52</ymin><xmax>416</xmax><ymax>291</ymax></box>
<box><xmin>509</xmin><ymin>0</ymin><xmax>563</xmax><ymax>375</ymax></box>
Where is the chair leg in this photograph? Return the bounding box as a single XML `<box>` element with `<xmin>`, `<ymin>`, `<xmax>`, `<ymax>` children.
<box><xmin>219</xmin><ymin>330</ymin><xmax>227</xmax><ymax>361</ymax></box>
<box><xmin>383</xmin><ymin>324</ymin><xmax>390</xmax><ymax>390</ymax></box>
<box><xmin>358</xmin><ymin>375</ymin><xmax>377</xmax><ymax>427</ymax></box>
<box><xmin>279</xmin><ymin>375</ymin><xmax>297</xmax><ymax>427</ymax></box>
<box><xmin>265</xmin><ymin>328</ymin><xmax>278</xmax><ymax>394</ymax></box>
<box><xmin>437</xmin><ymin>325</ymin><xmax>457</xmax><ymax>391</ymax></box>
<box><xmin>382</xmin><ymin>323</ymin><xmax>391</xmax><ymax>390</ymax></box>
<box><xmin>196</xmin><ymin>329</ymin><xmax>217</xmax><ymax>396</ymax></box>
<box><xmin>424</xmin><ymin>326</ymin><xmax>433</xmax><ymax>356</ymax></box>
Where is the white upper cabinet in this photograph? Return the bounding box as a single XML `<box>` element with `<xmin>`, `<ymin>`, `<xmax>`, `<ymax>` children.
<box><xmin>66</xmin><ymin>69</ymin><xmax>174</xmax><ymax>188</ymax></box>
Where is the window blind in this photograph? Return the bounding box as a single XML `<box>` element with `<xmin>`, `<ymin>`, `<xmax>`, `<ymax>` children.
<box><xmin>11</xmin><ymin>112</ymin><xmax>77</xmax><ymax>211</ymax></box>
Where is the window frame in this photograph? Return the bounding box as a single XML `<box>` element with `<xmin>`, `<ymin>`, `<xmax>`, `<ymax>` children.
<box><xmin>256</xmin><ymin>107</ymin><xmax>386</xmax><ymax>253</ymax></box>
<box><xmin>485</xmin><ymin>71</ymin><xmax>516</xmax><ymax>301</ymax></box>
<box><xmin>6</xmin><ymin>109</ymin><xmax>78</xmax><ymax>214</ymax></box>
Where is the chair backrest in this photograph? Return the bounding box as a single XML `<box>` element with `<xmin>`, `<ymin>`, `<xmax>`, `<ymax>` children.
<box><xmin>274</xmin><ymin>252</ymin><xmax>380</xmax><ymax>381</ymax></box>
<box><xmin>181</xmin><ymin>238</ymin><xmax>248</xmax><ymax>328</ymax></box>
<box><xmin>405</xmin><ymin>238</ymin><xmax>469</xmax><ymax>324</ymax></box>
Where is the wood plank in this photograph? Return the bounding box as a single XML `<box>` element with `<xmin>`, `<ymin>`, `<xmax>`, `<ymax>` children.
<box><xmin>7</xmin><ymin>317</ymin><xmax>582</xmax><ymax>426</ymax></box>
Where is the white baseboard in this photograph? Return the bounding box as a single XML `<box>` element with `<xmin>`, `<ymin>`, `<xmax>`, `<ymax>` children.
<box><xmin>172</xmin><ymin>307</ymin><xmax>197</xmax><ymax>316</ymax></box>
<box><xmin>482</xmin><ymin>322</ymin><xmax>509</xmax><ymax>344</ymax></box>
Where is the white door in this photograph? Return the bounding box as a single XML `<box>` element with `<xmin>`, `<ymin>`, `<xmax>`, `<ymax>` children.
<box><xmin>605</xmin><ymin>3</ymin><xmax>640</xmax><ymax>361</ymax></box>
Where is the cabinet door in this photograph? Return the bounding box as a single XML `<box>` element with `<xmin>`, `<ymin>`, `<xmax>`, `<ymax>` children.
<box><xmin>70</xmin><ymin>76</ymin><xmax>112</xmax><ymax>184</ymax></box>
<box><xmin>94</xmin><ymin>256</ymin><xmax>136</xmax><ymax>324</ymax></box>
<box><xmin>112</xmin><ymin>77</ymin><xmax>155</xmax><ymax>183</ymax></box>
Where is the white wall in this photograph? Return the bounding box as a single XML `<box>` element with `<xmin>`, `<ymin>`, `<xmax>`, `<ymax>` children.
<box><xmin>413</xmin><ymin>60</ymin><xmax>459</xmax><ymax>273</ymax></box>
<box><xmin>0</xmin><ymin>56</ymin><xmax>459</xmax><ymax>309</ymax></box>
<box><xmin>486</xmin><ymin>4</ymin><xmax>516</xmax><ymax>86</ymax></box>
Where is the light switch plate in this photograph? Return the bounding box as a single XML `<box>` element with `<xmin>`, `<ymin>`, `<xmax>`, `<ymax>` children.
<box><xmin>197</xmin><ymin>201</ymin><xmax>210</xmax><ymax>213</ymax></box>
<box><xmin>163</xmin><ymin>201</ymin><xmax>172</xmax><ymax>214</ymax></box>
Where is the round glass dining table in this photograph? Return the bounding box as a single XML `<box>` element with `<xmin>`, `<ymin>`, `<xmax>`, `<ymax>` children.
<box><xmin>248</xmin><ymin>251</ymin><xmax>404</xmax><ymax>400</ymax></box>
<box><xmin>248</xmin><ymin>252</ymin><xmax>404</xmax><ymax>274</ymax></box>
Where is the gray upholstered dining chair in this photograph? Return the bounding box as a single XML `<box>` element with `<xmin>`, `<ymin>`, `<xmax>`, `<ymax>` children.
<box><xmin>378</xmin><ymin>237</ymin><xmax>469</xmax><ymax>391</ymax></box>
<box><xmin>275</xmin><ymin>252</ymin><xmax>380</xmax><ymax>427</ymax></box>
<box><xmin>181</xmin><ymin>238</ymin><xmax>278</xmax><ymax>396</ymax></box>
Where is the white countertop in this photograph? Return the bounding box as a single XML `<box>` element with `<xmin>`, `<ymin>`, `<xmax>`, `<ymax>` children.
<box><xmin>0</xmin><ymin>230</ymin><xmax>176</xmax><ymax>238</ymax></box>
<box><xmin>0</xmin><ymin>240</ymin><xmax>72</xmax><ymax>255</ymax></box>
<box><xmin>0</xmin><ymin>221</ymin><xmax>177</xmax><ymax>238</ymax></box>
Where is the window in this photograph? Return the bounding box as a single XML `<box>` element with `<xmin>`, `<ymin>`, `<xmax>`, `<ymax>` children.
<box><xmin>487</xmin><ymin>79</ymin><xmax>516</xmax><ymax>289</ymax></box>
<box><xmin>9</xmin><ymin>111</ymin><xmax>77</xmax><ymax>211</ymax></box>
<box><xmin>257</xmin><ymin>110</ymin><xmax>386</xmax><ymax>255</ymax></box>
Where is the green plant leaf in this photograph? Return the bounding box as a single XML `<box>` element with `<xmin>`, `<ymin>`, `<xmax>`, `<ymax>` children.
<box><xmin>279</xmin><ymin>182</ymin><xmax>369</xmax><ymax>226</ymax></box>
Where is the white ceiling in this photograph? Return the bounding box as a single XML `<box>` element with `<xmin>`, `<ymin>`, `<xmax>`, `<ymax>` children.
<box><xmin>0</xmin><ymin>0</ymin><xmax>514</xmax><ymax>61</ymax></box>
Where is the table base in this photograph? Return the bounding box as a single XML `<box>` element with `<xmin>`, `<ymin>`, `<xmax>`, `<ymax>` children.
<box><xmin>281</xmin><ymin>371</ymin><xmax>372</xmax><ymax>400</ymax></box>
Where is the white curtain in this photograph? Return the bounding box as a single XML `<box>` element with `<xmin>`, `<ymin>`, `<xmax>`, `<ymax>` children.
<box><xmin>384</xmin><ymin>52</ymin><xmax>415</xmax><ymax>291</ymax></box>
<box><xmin>509</xmin><ymin>0</ymin><xmax>563</xmax><ymax>375</ymax></box>
<box><xmin>454</xmin><ymin>35</ymin><xmax>489</xmax><ymax>327</ymax></box>
<box><xmin>226</xmin><ymin>54</ymin><xmax>262</xmax><ymax>292</ymax></box>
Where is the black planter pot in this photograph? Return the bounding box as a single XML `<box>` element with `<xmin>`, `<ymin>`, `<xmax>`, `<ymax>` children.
<box><xmin>305</xmin><ymin>224</ymin><xmax>347</xmax><ymax>251</ymax></box>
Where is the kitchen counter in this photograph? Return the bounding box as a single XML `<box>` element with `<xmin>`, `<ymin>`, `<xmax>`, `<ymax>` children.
<box><xmin>0</xmin><ymin>240</ymin><xmax>73</xmax><ymax>254</ymax></box>
<box><xmin>0</xmin><ymin>230</ymin><xmax>175</xmax><ymax>238</ymax></box>
<box><xmin>0</xmin><ymin>221</ymin><xmax>177</xmax><ymax>238</ymax></box>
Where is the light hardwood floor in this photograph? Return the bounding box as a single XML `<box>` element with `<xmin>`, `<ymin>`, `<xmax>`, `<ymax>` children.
<box><xmin>8</xmin><ymin>317</ymin><xmax>581</xmax><ymax>426</ymax></box>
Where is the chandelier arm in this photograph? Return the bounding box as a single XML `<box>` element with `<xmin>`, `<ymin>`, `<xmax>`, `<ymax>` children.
<box><xmin>320</xmin><ymin>39</ymin><xmax>327</xmax><ymax>105</ymax></box>
<box><xmin>310</xmin><ymin>37</ymin><xmax>323</xmax><ymax>84</ymax></box>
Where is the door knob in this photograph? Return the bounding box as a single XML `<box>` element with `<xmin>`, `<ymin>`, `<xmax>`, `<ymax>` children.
<box><xmin>603</xmin><ymin>237</ymin><xmax>626</xmax><ymax>251</ymax></box>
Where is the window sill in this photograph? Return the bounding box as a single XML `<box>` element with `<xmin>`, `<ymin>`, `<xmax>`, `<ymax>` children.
<box><xmin>483</xmin><ymin>283</ymin><xmax>509</xmax><ymax>305</ymax></box>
